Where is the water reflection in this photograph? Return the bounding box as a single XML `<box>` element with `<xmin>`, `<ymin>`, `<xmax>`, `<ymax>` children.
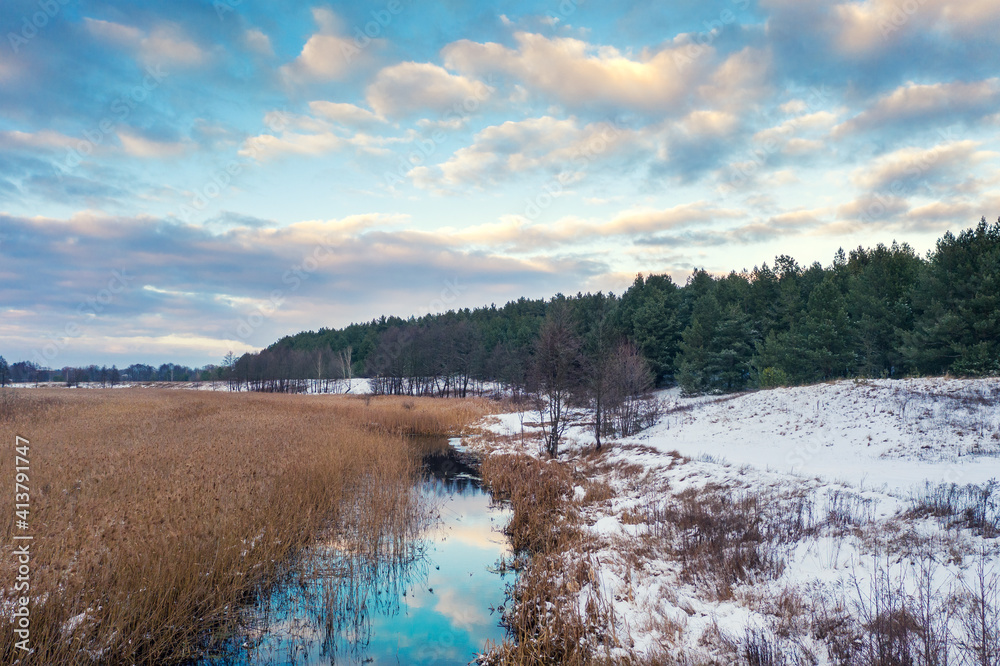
<box><xmin>203</xmin><ymin>437</ymin><xmax>511</xmax><ymax>665</ymax></box>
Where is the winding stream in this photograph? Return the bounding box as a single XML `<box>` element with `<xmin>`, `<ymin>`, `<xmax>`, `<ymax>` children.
<box><xmin>204</xmin><ymin>436</ymin><xmax>512</xmax><ymax>665</ymax></box>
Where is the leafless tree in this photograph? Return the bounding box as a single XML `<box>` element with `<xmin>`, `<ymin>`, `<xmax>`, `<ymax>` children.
<box><xmin>530</xmin><ymin>303</ymin><xmax>583</xmax><ymax>458</ymax></box>
<box><xmin>607</xmin><ymin>341</ymin><xmax>655</xmax><ymax>438</ymax></box>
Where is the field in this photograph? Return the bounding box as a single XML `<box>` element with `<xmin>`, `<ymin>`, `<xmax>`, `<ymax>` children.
<box><xmin>473</xmin><ymin>377</ymin><xmax>1000</xmax><ymax>664</ymax></box>
<box><xmin>0</xmin><ymin>389</ymin><xmax>496</xmax><ymax>665</ymax></box>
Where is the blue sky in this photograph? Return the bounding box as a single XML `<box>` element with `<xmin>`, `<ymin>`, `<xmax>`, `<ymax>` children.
<box><xmin>1</xmin><ymin>0</ymin><xmax>999</xmax><ymax>367</ymax></box>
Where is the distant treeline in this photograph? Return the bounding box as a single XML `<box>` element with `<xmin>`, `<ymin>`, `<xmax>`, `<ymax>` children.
<box><xmin>2</xmin><ymin>218</ymin><xmax>997</xmax><ymax>396</ymax></box>
<box><xmin>266</xmin><ymin>217</ymin><xmax>1000</xmax><ymax>395</ymax></box>
<box><xmin>0</xmin><ymin>360</ymin><xmax>211</xmax><ymax>387</ymax></box>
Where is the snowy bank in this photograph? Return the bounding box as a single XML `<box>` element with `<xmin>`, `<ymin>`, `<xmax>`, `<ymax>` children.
<box><xmin>471</xmin><ymin>377</ymin><xmax>1000</xmax><ymax>663</ymax></box>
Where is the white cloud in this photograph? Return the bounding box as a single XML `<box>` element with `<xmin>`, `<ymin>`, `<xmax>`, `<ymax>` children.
<box><xmin>833</xmin><ymin>79</ymin><xmax>1000</xmax><ymax>136</ymax></box>
<box><xmin>850</xmin><ymin>140</ymin><xmax>994</xmax><ymax>192</ymax></box>
<box><xmin>698</xmin><ymin>46</ymin><xmax>773</xmax><ymax>110</ymax></box>
<box><xmin>443</xmin><ymin>202</ymin><xmax>744</xmax><ymax>251</ymax></box>
<box><xmin>280</xmin><ymin>34</ymin><xmax>359</xmax><ymax>82</ymax></box>
<box><xmin>678</xmin><ymin>110</ymin><xmax>739</xmax><ymax>137</ymax></box>
<box><xmin>279</xmin><ymin>9</ymin><xmax>377</xmax><ymax>83</ymax></box>
<box><xmin>833</xmin><ymin>0</ymin><xmax>1000</xmax><ymax>53</ymax></box>
<box><xmin>244</xmin><ymin>28</ymin><xmax>273</xmax><ymax>56</ymax></box>
<box><xmin>83</xmin><ymin>18</ymin><xmax>207</xmax><ymax>66</ymax></box>
<box><xmin>443</xmin><ymin>32</ymin><xmax>710</xmax><ymax>115</ymax></box>
<box><xmin>117</xmin><ymin>130</ymin><xmax>189</xmax><ymax>158</ymax></box>
<box><xmin>239</xmin><ymin>120</ymin><xmax>412</xmax><ymax>161</ymax></box>
<box><xmin>409</xmin><ymin>116</ymin><xmax>644</xmax><ymax>190</ymax></box>
<box><xmin>366</xmin><ymin>62</ymin><xmax>491</xmax><ymax>118</ymax></box>
<box><xmin>308</xmin><ymin>101</ymin><xmax>385</xmax><ymax>127</ymax></box>
<box><xmin>0</xmin><ymin>129</ymin><xmax>80</xmax><ymax>151</ymax></box>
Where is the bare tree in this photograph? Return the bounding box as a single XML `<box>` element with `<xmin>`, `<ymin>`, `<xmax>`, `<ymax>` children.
<box><xmin>222</xmin><ymin>351</ymin><xmax>238</xmax><ymax>391</ymax></box>
<box><xmin>530</xmin><ymin>303</ymin><xmax>583</xmax><ymax>458</ymax></box>
<box><xmin>958</xmin><ymin>549</ymin><xmax>1000</xmax><ymax>666</ymax></box>
<box><xmin>608</xmin><ymin>341</ymin><xmax>655</xmax><ymax>437</ymax></box>
<box><xmin>339</xmin><ymin>345</ymin><xmax>353</xmax><ymax>388</ymax></box>
<box><xmin>580</xmin><ymin>296</ymin><xmax>616</xmax><ymax>452</ymax></box>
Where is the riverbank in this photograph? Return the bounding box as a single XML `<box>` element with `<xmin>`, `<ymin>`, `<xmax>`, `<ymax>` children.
<box><xmin>0</xmin><ymin>389</ymin><xmax>497</xmax><ymax>664</ymax></box>
<box><xmin>468</xmin><ymin>377</ymin><xmax>1000</xmax><ymax>664</ymax></box>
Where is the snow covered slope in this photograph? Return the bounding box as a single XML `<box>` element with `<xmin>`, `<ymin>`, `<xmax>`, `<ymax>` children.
<box><xmin>475</xmin><ymin>377</ymin><xmax>1000</xmax><ymax>664</ymax></box>
<box><xmin>643</xmin><ymin>377</ymin><xmax>1000</xmax><ymax>492</ymax></box>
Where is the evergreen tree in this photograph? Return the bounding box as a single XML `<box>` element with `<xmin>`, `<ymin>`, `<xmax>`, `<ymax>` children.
<box><xmin>903</xmin><ymin>217</ymin><xmax>1000</xmax><ymax>375</ymax></box>
<box><xmin>618</xmin><ymin>274</ymin><xmax>682</xmax><ymax>385</ymax></box>
<box><xmin>798</xmin><ymin>276</ymin><xmax>855</xmax><ymax>380</ymax></box>
<box><xmin>845</xmin><ymin>241</ymin><xmax>922</xmax><ymax>377</ymax></box>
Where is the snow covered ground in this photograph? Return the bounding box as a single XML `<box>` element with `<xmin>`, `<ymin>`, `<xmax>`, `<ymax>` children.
<box><xmin>471</xmin><ymin>377</ymin><xmax>1000</xmax><ymax>663</ymax></box>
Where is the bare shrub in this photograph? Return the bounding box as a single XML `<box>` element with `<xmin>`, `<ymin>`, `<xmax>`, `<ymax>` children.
<box><xmin>0</xmin><ymin>388</ymin><xmax>57</xmax><ymax>422</ymax></box>
<box><xmin>826</xmin><ymin>489</ymin><xmax>876</xmax><ymax>529</ymax></box>
<box><xmin>956</xmin><ymin>550</ymin><xmax>1000</xmax><ymax>666</ymax></box>
<box><xmin>646</xmin><ymin>488</ymin><xmax>786</xmax><ymax>599</ymax></box>
<box><xmin>913</xmin><ymin>556</ymin><xmax>954</xmax><ymax>666</ymax></box>
<box><xmin>850</xmin><ymin>558</ymin><xmax>919</xmax><ymax>666</ymax></box>
<box><xmin>479</xmin><ymin>453</ymin><xmax>629</xmax><ymax>664</ymax></box>
<box><xmin>907</xmin><ymin>481</ymin><xmax>1000</xmax><ymax>538</ymax></box>
<box><xmin>742</xmin><ymin>627</ymin><xmax>788</xmax><ymax>666</ymax></box>
<box><xmin>479</xmin><ymin>453</ymin><xmax>577</xmax><ymax>554</ymax></box>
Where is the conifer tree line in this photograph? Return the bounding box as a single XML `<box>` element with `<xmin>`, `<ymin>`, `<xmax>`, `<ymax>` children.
<box><xmin>266</xmin><ymin>217</ymin><xmax>1000</xmax><ymax>395</ymax></box>
<box><xmin>2</xmin><ymin>218</ymin><xmax>997</xmax><ymax>400</ymax></box>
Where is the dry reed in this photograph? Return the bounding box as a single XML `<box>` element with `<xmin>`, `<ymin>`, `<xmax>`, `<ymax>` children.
<box><xmin>480</xmin><ymin>453</ymin><xmax>627</xmax><ymax>665</ymax></box>
<box><xmin>0</xmin><ymin>388</ymin><xmax>492</xmax><ymax>664</ymax></box>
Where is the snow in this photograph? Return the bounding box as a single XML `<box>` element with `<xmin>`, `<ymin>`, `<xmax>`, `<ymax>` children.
<box><xmin>641</xmin><ymin>378</ymin><xmax>1000</xmax><ymax>492</ymax></box>
<box><xmin>471</xmin><ymin>376</ymin><xmax>1000</xmax><ymax>662</ymax></box>
<box><xmin>62</xmin><ymin>611</ymin><xmax>89</xmax><ymax>636</ymax></box>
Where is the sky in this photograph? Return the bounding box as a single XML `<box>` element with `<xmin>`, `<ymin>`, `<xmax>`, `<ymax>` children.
<box><xmin>1</xmin><ymin>0</ymin><xmax>999</xmax><ymax>368</ymax></box>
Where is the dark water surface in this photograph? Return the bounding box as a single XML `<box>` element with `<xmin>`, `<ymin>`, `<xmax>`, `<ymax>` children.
<box><xmin>203</xmin><ymin>436</ymin><xmax>512</xmax><ymax>665</ymax></box>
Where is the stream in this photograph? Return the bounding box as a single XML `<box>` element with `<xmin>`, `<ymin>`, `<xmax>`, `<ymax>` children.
<box><xmin>203</xmin><ymin>436</ymin><xmax>512</xmax><ymax>665</ymax></box>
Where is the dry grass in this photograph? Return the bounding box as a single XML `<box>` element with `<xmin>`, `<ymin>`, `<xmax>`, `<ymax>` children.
<box><xmin>0</xmin><ymin>388</ymin><xmax>492</xmax><ymax>664</ymax></box>
<box><xmin>480</xmin><ymin>453</ymin><xmax>579</xmax><ymax>555</ymax></box>
<box><xmin>322</xmin><ymin>392</ymin><xmax>501</xmax><ymax>436</ymax></box>
<box><xmin>644</xmin><ymin>487</ymin><xmax>789</xmax><ymax>601</ymax></box>
<box><xmin>479</xmin><ymin>453</ymin><xmax>633</xmax><ymax>665</ymax></box>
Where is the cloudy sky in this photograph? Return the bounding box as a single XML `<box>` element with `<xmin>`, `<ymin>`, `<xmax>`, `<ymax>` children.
<box><xmin>1</xmin><ymin>0</ymin><xmax>999</xmax><ymax>367</ymax></box>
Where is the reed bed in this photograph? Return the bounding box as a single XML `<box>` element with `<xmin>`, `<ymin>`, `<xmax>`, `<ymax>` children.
<box><xmin>319</xmin><ymin>393</ymin><xmax>501</xmax><ymax>436</ymax></box>
<box><xmin>480</xmin><ymin>452</ymin><xmax>624</xmax><ymax>665</ymax></box>
<box><xmin>0</xmin><ymin>388</ymin><xmax>492</xmax><ymax>665</ymax></box>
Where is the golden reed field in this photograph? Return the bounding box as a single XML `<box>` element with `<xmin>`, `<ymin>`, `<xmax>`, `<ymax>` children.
<box><xmin>0</xmin><ymin>388</ymin><xmax>496</xmax><ymax>665</ymax></box>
